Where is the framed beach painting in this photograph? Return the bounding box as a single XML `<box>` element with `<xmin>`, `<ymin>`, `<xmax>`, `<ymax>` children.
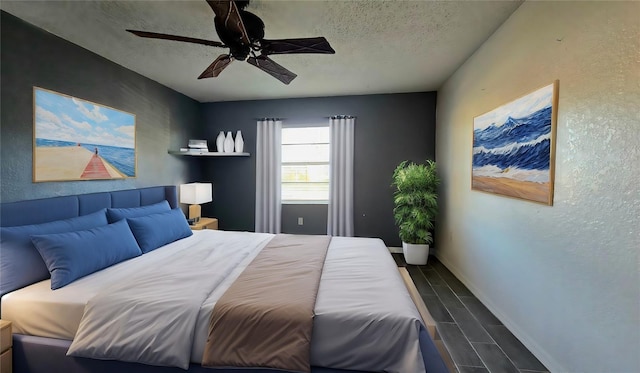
<box><xmin>472</xmin><ymin>80</ymin><xmax>558</xmax><ymax>205</ymax></box>
<box><xmin>33</xmin><ymin>87</ymin><xmax>136</xmax><ymax>182</ymax></box>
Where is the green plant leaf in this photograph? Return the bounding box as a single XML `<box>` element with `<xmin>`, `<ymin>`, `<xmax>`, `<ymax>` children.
<box><xmin>391</xmin><ymin>160</ymin><xmax>439</xmax><ymax>245</ymax></box>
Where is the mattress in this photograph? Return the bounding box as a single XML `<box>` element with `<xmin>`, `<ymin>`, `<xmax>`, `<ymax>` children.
<box><xmin>2</xmin><ymin>230</ymin><xmax>426</xmax><ymax>372</ymax></box>
<box><xmin>2</xmin><ymin>230</ymin><xmax>271</xmax><ymax>361</ymax></box>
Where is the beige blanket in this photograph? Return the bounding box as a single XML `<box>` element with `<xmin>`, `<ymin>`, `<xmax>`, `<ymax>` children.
<box><xmin>202</xmin><ymin>234</ymin><xmax>331</xmax><ymax>373</ymax></box>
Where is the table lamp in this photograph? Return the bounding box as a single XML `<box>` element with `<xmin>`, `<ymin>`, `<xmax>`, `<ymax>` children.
<box><xmin>179</xmin><ymin>183</ymin><xmax>212</xmax><ymax>222</ymax></box>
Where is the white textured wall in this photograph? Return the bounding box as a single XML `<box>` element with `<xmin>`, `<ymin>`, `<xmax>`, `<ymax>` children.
<box><xmin>435</xmin><ymin>2</ymin><xmax>639</xmax><ymax>372</ymax></box>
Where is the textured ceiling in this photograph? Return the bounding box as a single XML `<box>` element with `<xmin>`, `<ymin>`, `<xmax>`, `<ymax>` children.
<box><xmin>1</xmin><ymin>1</ymin><xmax>522</xmax><ymax>103</ymax></box>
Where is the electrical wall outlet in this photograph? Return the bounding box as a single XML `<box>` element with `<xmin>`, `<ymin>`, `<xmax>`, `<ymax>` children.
<box><xmin>298</xmin><ymin>217</ymin><xmax>304</xmax><ymax>225</ymax></box>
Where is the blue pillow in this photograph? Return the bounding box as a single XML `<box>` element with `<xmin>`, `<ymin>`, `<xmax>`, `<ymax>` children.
<box><xmin>126</xmin><ymin>208</ymin><xmax>193</xmax><ymax>254</ymax></box>
<box><xmin>0</xmin><ymin>209</ymin><xmax>108</xmax><ymax>295</ymax></box>
<box><xmin>31</xmin><ymin>220</ymin><xmax>142</xmax><ymax>290</ymax></box>
<box><xmin>106</xmin><ymin>200</ymin><xmax>171</xmax><ymax>223</ymax></box>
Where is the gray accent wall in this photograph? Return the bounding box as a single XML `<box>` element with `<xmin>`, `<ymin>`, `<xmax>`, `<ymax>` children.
<box><xmin>0</xmin><ymin>11</ymin><xmax>201</xmax><ymax>203</ymax></box>
<box><xmin>435</xmin><ymin>2</ymin><xmax>639</xmax><ymax>373</ymax></box>
<box><xmin>281</xmin><ymin>204</ymin><xmax>328</xmax><ymax>235</ymax></box>
<box><xmin>201</xmin><ymin>93</ymin><xmax>436</xmax><ymax>245</ymax></box>
<box><xmin>1</xmin><ymin>11</ymin><xmax>436</xmax><ymax>245</ymax></box>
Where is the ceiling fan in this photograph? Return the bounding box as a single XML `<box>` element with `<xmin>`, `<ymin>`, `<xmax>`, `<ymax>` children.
<box><xmin>126</xmin><ymin>0</ymin><xmax>335</xmax><ymax>85</ymax></box>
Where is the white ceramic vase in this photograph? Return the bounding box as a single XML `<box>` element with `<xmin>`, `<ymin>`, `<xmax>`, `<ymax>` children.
<box><xmin>402</xmin><ymin>242</ymin><xmax>430</xmax><ymax>265</ymax></box>
<box><xmin>234</xmin><ymin>130</ymin><xmax>244</xmax><ymax>153</ymax></box>
<box><xmin>215</xmin><ymin>131</ymin><xmax>225</xmax><ymax>153</ymax></box>
<box><xmin>223</xmin><ymin>131</ymin><xmax>234</xmax><ymax>153</ymax></box>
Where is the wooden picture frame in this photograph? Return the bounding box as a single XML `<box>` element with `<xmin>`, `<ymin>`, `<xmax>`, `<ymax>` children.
<box><xmin>472</xmin><ymin>80</ymin><xmax>559</xmax><ymax>205</ymax></box>
<box><xmin>33</xmin><ymin>87</ymin><xmax>136</xmax><ymax>182</ymax></box>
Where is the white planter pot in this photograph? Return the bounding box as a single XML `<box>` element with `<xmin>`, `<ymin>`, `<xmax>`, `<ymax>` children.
<box><xmin>402</xmin><ymin>242</ymin><xmax>430</xmax><ymax>265</ymax></box>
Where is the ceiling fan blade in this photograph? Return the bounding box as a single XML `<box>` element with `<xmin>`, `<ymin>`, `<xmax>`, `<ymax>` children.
<box><xmin>261</xmin><ymin>37</ymin><xmax>335</xmax><ymax>55</ymax></box>
<box><xmin>206</xmin><ymin>1</ymin><xmax>251</xmax><ymax>45</ymax></box>
<box><xmin>126</xmin><ymin>29</ymin><xmax>225</xmax><ymax>48</ymax></box>
<box><xmin>247</xmin><ymin>55</ymin><xmax>297</xmax><ymax>85</ymax></box>
<box><xmin>198</xmin><ymin>54</ymin><xmax>233</xmax><ymax>79</ymax></box>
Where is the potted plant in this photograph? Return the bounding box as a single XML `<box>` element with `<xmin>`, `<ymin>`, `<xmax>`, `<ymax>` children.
<box><xmin>392</xmin><ymin>160</ymin><xmax>439</xmax><ymax>265</ymax></box>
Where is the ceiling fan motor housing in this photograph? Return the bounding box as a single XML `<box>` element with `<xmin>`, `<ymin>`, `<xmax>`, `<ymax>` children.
<box><xmin>215</xmin><ymin>10</ymin><xmax>264</xmax><ymax>61</ymax></box>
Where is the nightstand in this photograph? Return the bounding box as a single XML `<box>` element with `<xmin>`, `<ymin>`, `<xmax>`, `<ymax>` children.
<box><xmin>190</xmin><ymin>217</ymin><xmax>218</xmax><ymax>230</ymax></box>
<box><xmin>0</xmin><ymin>320</ymin><xmax>11</xmax><ymax>373</ymax></box>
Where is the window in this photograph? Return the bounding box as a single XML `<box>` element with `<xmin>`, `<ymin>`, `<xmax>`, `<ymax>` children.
<box><xmin>281</xmin><ymin>126</ymin><xmax>330</xmax><ymax>204</ymax></box>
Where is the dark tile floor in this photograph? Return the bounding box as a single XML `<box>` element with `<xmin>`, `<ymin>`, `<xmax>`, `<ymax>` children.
<box><xmin>394</xmin><ymin>254</ymin><xmax>548</xmax><ymax>373</ymax></box>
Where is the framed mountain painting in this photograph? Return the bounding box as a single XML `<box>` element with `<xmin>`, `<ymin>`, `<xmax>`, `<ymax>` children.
<box><xmin>33</xmin><ymin>87</ymin><xmax>136</xmax><ymax>182</ymax></box>
<box><xmin>472</xmin><ymin>80</ymin><xmax>559</xmax><ymax>205</ymax></box>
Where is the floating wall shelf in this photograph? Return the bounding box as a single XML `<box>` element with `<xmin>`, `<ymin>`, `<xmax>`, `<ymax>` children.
<box><xmin>168</xmin><ymin>150</ymin><xmax>250</xmax><ymax>157</ymax></box>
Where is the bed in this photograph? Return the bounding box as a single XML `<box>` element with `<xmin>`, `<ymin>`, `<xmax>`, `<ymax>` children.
<box><xmin>0</xmin><ymin>186</ymin><xmax>448</xmax><ymax>373</ymax></box>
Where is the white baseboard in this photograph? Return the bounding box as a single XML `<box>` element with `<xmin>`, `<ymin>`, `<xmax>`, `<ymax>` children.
<box><xmin>435</xmin><ymin>252</ymin><xmax>564</xmax><ymax>373</ymax></box>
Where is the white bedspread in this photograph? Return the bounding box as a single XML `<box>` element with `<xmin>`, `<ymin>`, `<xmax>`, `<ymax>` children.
<box><xmin>24</xmin><ymin>230</ymin><xmax>425</xmax><ymax>372</ymax></box>
<box><xmin>309</xmin><ymin>236</ymin><xmax>425</xmax><ymax>372</ymax></box>
<box><xmin>67</xmin><ymin>230</ymin><xmax>272</xmax><ymax>369</ymax></box>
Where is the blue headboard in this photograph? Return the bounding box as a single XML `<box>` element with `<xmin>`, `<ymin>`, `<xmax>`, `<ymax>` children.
<box><xmin>0</xmin><ymin>186</ymin><xmax>177</xmax><ymax>227</ymax></box>
<box><xmin>0</xmin><ymin>186</ymin><xmax>178</xmax><ymax>300</ymax></box>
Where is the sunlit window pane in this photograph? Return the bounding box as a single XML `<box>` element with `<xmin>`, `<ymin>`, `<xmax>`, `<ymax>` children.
<box><xmin>282</xmin><ymin>165</ymin><xmax>329</xmax><ymax>182</ymax></box>
<box><xmin>282</xmin><ymin>144</ymin><xmax>329</xmax><ymax>163</ymax></box>
<box><xmin>281</xmin><ymin>126</ymin><xmax>330</xmax><ymax>203</ymax></box>
<box><xmin>282</xmin><ymin>182</ymin><xmax>329</xmax><ymax>203</ymax></box>
<box><xmin>282</xmin><ymin>127</ymin><xmax>329</xmax><ymax>144</ymax></box>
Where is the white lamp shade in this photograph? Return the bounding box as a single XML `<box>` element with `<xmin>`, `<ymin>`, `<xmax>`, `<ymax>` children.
<box><xmin>180</xmin><ymin>183</ymin><xmax>212</xmax><ymax>205</ymax></box>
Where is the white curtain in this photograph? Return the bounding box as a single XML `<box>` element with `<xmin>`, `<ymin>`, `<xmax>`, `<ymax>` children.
<box><xmin>255</xmin><ymin>119</ymin><xmax>282</xmax><ymax>233</ymax></box>
<box><xmin>327</xmin><ymin>116</ymin><xmax>355</xmax><ymax>236</ymax></box>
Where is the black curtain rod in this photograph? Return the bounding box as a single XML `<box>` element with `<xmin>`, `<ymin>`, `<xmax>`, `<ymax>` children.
<box><xmin>254</xmin><ymin>116</ymin><xmax>356</xmax><ymax>120</ymax></box>
<box><xmin>255</xmin><ymin>117</ymin><xmax>283</xmax><ymax>121</ymax></box>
